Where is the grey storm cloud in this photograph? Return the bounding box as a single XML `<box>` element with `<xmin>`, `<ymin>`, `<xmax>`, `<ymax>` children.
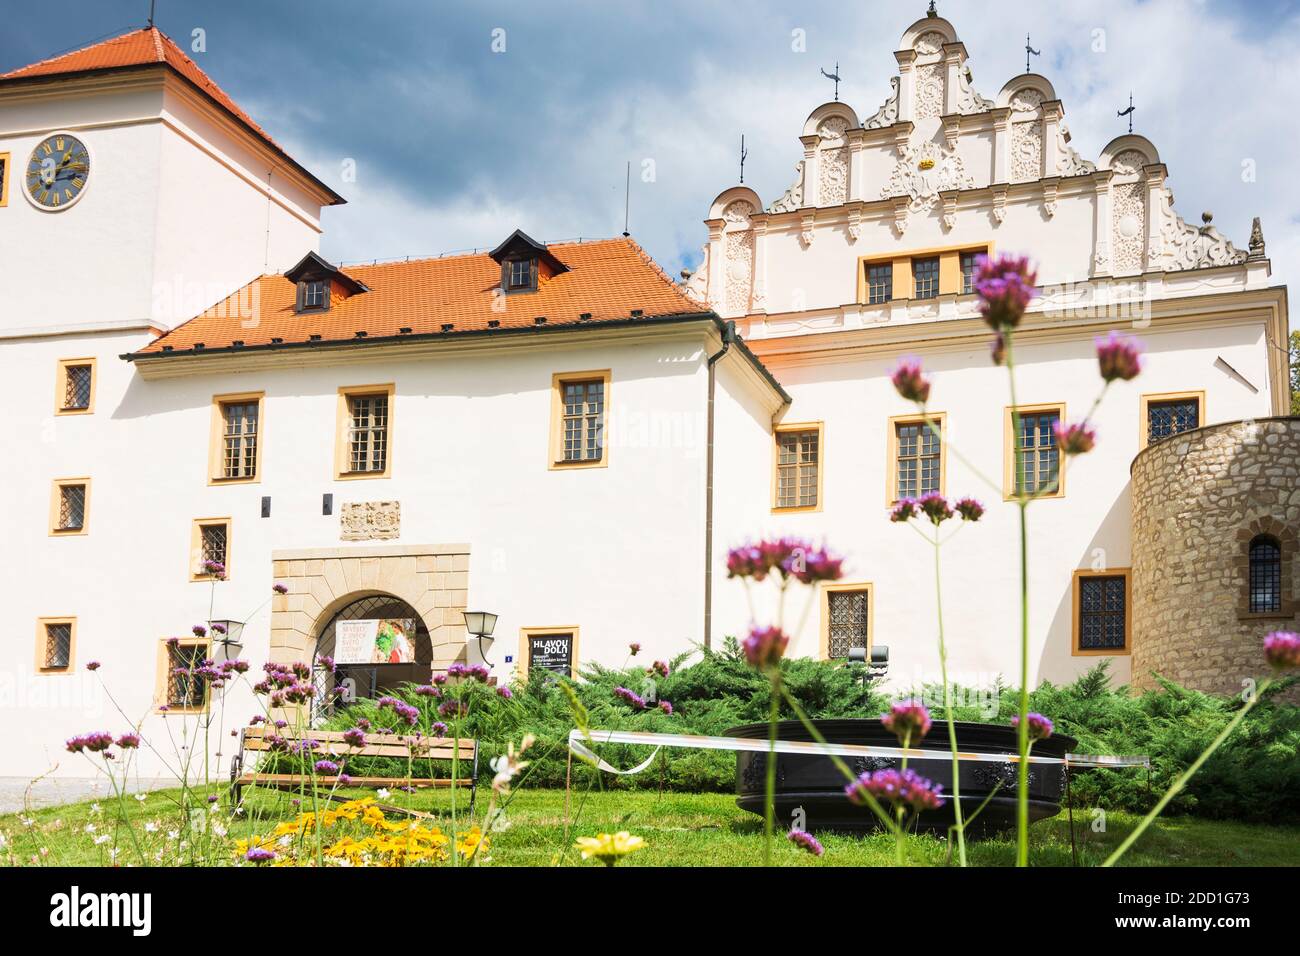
<box><xmin>3</xmin><ymin>0</ymin><xmax>1298</xmax><ymax>298</ymax></box>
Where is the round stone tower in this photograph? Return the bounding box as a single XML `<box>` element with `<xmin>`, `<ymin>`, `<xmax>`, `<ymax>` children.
<box><xmin>1130</xmin><ymin>417</ymin><xmax>1300</xmax><ymax>697</ymax></box>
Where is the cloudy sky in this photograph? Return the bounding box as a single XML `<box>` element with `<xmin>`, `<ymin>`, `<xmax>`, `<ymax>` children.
<box><xmin>4</xmin><ymin>0</ymin><xmax>1298</xmax><ymax>300</ymax></box>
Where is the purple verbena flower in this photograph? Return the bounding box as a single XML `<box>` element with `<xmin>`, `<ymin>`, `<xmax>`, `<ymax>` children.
<box><xmin>614</xmin><ymin>687</ymin><xmax>648</xmax><ymax>710</ymax></box>
<box><xmin>919</xmin><ymin>492</ymin><xmax>953</xmax><ymax>525</ymax></box>
<box><xmin>974</xmin><ymin>253</ymin><xmax>1038</xmax><ymax>329</ymax></box>
<box><xmin>1095</xmin><ymin>331</ymin><xmax>1144</xmax><ymax>382</ymax></box>
<box><xmin>245</xmin><ymin>847</ymin><xmax>276</xmax><ymax>863</ymax></box>
<box><xmin>845</xmin><ymin>768</ymin><xmax>945</xmax><ymax>813</ymax></box>
<box><xmin>629</xmin><ymin>642</ymin><xmax>641</xmax><ymax>656</ymax></box>
<box><xmin>890</xmin><ymin>497</ymin><xmax>918</xmax><ymax>523</ymax></box>
<box><xmin>1054</xmin><ymin>420</ymin><xmax>1096</xmax><ymax>456</ymax></box>
<box><xmin>272</xmin><ymin>583</ymin><xmax>289</xmax><ymax>595</ymax></box>
<box><xmin>85</xmin><ymin>661</ymin><xmax>100</xmax><ymax>671</ymax></box>
<box><xmin>191</xmin><ymin>625</ymin><xmax>207</xmax><ymax>638</ymax></box>
<box><xmin>787</xmin><ymin>828</ymin><xmax>824</xmax><ymax>857</ymax></box>
<box><xmin>881</xmin><ymin>699</ymin><xmax>932</xmax><ymax>744</ymax></box>
<box><xmin>890</xmin><ymin>355</ymin><xmax>931</xmax><ymax>404</ymax></box>
<box><xmin>314</xmin><ymin>760</ymin><xmax>340</xmax><ymax>775</ymax></box>
<box><xmin>496</xmin><ymin>685</ymin><xmax>513</xmax><ymax>700</ymax></box>
<box><xmin>342</xmin><ymin>727</ymin><xmax>366</xmax><ymax>747</ymax></box>
<box><xmin>115</xmin><ymin>733</ymin><xmax>140</xmax><ymax>749</ymax></box>
<box><xmin>1011</xmin><ymin>712</ymin><xmax>1054</xmax><ymax>740</ymax></box>
<box><xmin>659</xmin><ymin>700</ymin><xmax>673</xmax><ymax>716</ymax></box>
<box><xmin>743</xmin><ymin>625</ymin><xmax>789</xmax><ymax>671</ymax></box>
<box><xmin>954</xmin><ymin>497</ymin><xmax>984</xmax><ymax>522</ymax></box>
<box><xmin>1264</xmin><ymin>631</ymin><xmax>1300</xmax><ymax>670</ymax></box>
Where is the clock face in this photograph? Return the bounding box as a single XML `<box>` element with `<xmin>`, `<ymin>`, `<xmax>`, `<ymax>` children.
<box><xmin>26</xmin><ymin>133</ymin><xmax>90</xmax><ymax>210</ymax></box>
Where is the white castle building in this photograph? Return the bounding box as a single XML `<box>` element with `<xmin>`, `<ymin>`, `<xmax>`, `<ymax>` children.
<box><xmin>2</xmin><ymin>13</ymin><xmax>1292</xmax><ymax>778</ymax></box>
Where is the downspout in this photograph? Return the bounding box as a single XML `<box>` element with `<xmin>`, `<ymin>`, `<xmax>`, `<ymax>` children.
<box><xmin>704</xmin><ymin>320</ymin><xmax>736</xmax><ymax>650</ymax></box>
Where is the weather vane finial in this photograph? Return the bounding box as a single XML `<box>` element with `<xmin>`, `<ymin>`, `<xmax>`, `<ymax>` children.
<box><xmin>148</xmin><ymin>0</ymin><xmax>157</xmax><ymax>27</ymax></box>
<box><xmin>739</xmin><ymin>134</ymin><xmax>748</xmax><ymax>184</ymax></box>
<box><xmin>1118</xmin><ymin>93</ymin><xmax>1136</xmax><ymax>133</ymax></box>
<box><xmin>820</xmin><ymin>62</ymin><xmax>841</xmax><ymax>101</ymax></box>
<box><xmin>1025</xmin><ymin>34</ymin><xmax>1040</xmax><ymax>74</ymax></box>
<box><xmin>927</xmin><ymin>1</ymin><xmax>938</xmax><ymax>18</ymax></box>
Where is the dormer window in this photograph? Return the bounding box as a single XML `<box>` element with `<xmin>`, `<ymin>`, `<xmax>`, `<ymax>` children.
<box><xmin>283</xmin><ymin>251</ymin><xmax>369</xmax><ymax>315</ymax></box>
<box><xmin>507</xmin><ymin>258</ymin><xmax>536</xmax><ymax>292</ymax></box>
<box><xmin>489</xmin><ymin>228</ymin><xmax>569</xmax><ymax>296</ymax></box>
<box><xmin>298</xmin><ymin>279</ymin><xmax>329</xmax><ymax>313</ymax></box>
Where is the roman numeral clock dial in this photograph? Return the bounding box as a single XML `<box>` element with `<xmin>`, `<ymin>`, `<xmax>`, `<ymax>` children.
<box><xmin>25</xmin><ymin>133</ymin><xmax>90</xmax><ymax>210</ymax></box>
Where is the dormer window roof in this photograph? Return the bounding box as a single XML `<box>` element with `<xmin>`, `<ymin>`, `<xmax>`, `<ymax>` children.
<box><xmin>489</xmin><ymin>229</ymin><xmax>569</xmax><ymax>295</ymax></box>
<box><xmin>283</xmin><ymin>251</ymin><xmax>369</xmax><ymax>314</ymax></box>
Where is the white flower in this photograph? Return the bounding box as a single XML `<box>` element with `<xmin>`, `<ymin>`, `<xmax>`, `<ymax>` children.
<box><xmin>107</xmin><ymin>847</ymin><xmax>120</xmax><ymax>860</ymax></box>
<box><xmin>83</xmin><ymin>823</ymin><xmax>96</xmax><ymax>834</ymax></box>
<box><xmin>211</xmin><ymin>823</ymin><xmax>227</xmax><ymax>838</ymax></box>
<box><xmin>134</xmin><ymin>793</ymin><xmax>147</xmax><ymax>803</ymax></box>
<box><xmin>167</xmin><ymin>830</ymin><xmax>178</xmax><ymax>841</ymax></box>
<box><xmin>376</xmin><ymin>788</ymin><xmax>391</xmax><ymax>800</ymax></box>
<box><xmin>89</xmin><ymin>802</ymin><xmax>102</xmax><ymax>815</ymax></box>
<box><xmin>144</xmin><ymin>822</ymin><xmax>158</xmax><ymax>833</ymax></box>
<box><xmin>0</xmin><ymin>832</ymin><xmax>7</xmax><ymax>848</ymax></box>
<box><xmin>19</xmin><ymin>817</ymin><xmax>34</xmax><ymax>828</ymax></box>
<box><xmin>94</xmin><ymin>834</ymin><xmax>109</xmax><ymax>845</ymax></box>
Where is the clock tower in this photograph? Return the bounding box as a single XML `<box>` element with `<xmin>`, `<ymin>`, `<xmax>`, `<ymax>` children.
<box><xmin>0</xmin><ymin>26</ymin><xmax>344</xmax><ymax>338</ymax></box>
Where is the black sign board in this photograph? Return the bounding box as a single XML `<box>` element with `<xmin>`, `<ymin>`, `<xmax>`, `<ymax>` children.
<box><xmin>528</xmin><ymin>633</ymin><xmax>574</xmax><ymax>676</ymax></box>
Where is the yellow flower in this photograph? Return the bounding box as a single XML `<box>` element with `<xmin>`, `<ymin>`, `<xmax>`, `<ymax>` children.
<box><xmin>456</xmin><ymin>826</ymin><xmax>489</xmax><ymax>861</ymax></box>
<box><xmin>233</xmin><ymin>835</ymin><xmax>275</xmax><ymax>857</ymax></box>
<box><xmin>575</xmin><ymin>831</ymin><xmax>646</xmax><ymax>865</ymax></box>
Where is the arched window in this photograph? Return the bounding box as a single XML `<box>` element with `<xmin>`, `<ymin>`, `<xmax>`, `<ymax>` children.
<box><xmin>313</xmin><ymin>594</ymin><xmax>432</xmax><ymax>719</ymax></box>
<box><xmin>1249</xmin><ymin>535</ymin><xmax>1283</xmax><ymax>614</ymax></box>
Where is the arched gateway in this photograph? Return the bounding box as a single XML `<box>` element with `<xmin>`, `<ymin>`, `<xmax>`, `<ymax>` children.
<box><xmin>269</xmin><ymin>544</ymin><xmax>472</xmax><ymax>715</ymax></box>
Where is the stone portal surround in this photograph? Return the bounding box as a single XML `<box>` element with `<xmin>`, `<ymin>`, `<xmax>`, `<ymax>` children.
<box><xmin>269</xmin><ymin>543</ymin><xmax>470</xmax><ymax>666</ymax></box>
<box><xmin>1130</xmin><ymin>418</ymin><xmax>1300</xmax><ymax>697</ymax></box>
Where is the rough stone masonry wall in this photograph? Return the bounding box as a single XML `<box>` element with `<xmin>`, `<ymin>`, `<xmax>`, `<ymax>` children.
<box><xmin>1130</xmin><ymin>418</ymin><xmax>1300</xmax><ymax>697</ymax></box>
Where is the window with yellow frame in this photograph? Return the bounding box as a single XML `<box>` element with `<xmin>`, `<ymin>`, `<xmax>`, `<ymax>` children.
<box><xmin>772</xmin><ymin>421</ymin><xmax>823</xmax><ymax>512</ymax></box>
<box><xmin>0</xmin><ymin>152</ymin><xmax>9</xmax><ymax>208</ymax></box>
<box><xmin>820</xmin><ymin>582</ymin><xmax>873</xmax><ymax>660</ymax></box>
<box><xmin>887</xmin><ymin>412</ymin><xmax>946</xmax><ymax>503</ymax></box>
<box><xmin>548</xmin><ymin>370</ymin><xmax>610</xmax><ymax>469</ymax></box>
<box><xmin>335</xmin><ymin>384</ymin><xmax>394</xmax><ymax>479</ymax></box>
<box><xmin>856</xmin><ymin>243</ymin><xmax>991</xmax><ymax>305</ymax></box>
<box><xmin>36</xmin><ymin>617</ymin><xmax>76</xmax><ymax>674</ymax></box>
<box><xmin>1003</xmin><ymin>403</ymin><xmax>1066</xmax><ymax>500</ymax></box>
<box><xmin>208</xmin><ymin>391</ymin><xmax>264</xmax><ymax>484</ymax></box>
<box><xmin>1139</xmin><ymin>390</ymin><xmax>1204</xmax><ymax>449</ymax></box>
<box><xmin>155</xmin><ymin>636</ymin><xmax>211</xmax><ymax>711</ymax></box>
<box><xmin>1072</xmin><ymin>569</ymin><xmax>1132</xmax><ymax>656</ymax></box>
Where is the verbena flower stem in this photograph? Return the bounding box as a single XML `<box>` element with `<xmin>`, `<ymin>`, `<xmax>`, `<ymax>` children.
<box><xmin>932</xmin><ymin>530</ymin><xmax>968</xmax><ymax>867</ymax></box>
<box><xmin>764</xmin><ymin>674</ymin><xmax>779</xmax><ymax>867</ymax></box>
<box><xmin>1003</xmin><ymin>329</ymin><xmax>1032</xmax><ymax>868</ymax></box>
<box><xmin>1102</xmin><ymin>680</ymin><xmax>1269</xmax><ymax>866</ymax></box>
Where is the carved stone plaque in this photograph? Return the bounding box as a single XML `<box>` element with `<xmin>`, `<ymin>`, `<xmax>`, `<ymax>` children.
<box><xmin>340</xmin><ymin>501</ymin><xmax>400</xmax><ymax>541</ymax></box>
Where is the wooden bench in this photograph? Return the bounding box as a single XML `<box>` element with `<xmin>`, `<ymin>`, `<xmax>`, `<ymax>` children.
<box><xmin>231</xmin><ymin>726</ymin><xmax>478</xmax><ymax>812</ymax></box>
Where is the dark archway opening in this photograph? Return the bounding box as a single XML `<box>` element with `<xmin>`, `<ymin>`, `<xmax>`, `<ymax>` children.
<box><xmin>313</xmin><ymin>594</ymin><xmax>432</xmax><ymax>719</ymax></box>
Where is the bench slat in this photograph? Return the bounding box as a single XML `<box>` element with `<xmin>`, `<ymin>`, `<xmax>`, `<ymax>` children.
<box><xmin>241</xmin><ymin>728</ymin><xmax>475</xmax><ymax>760</ymax></box>
<box><xmin>237</xmin><ymin>773</ymin><xmax>468</xmax><ymax>789</ymax></box>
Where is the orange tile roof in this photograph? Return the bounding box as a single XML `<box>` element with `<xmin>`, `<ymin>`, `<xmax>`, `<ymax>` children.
<box><xmin>0</xmin><ymin>27</ymin><xmax>343</xmax><ymax>203</ymax></box>
<box><xmin>133</xmin><ymin>237</ymin><xmax>710</xmax><ymax>357</ymax></box>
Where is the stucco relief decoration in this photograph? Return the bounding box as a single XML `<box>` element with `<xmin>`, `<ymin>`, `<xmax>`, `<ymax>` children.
<box><xmin>1154</xmin><ymin>192</ymin><xmax>1248</xmax><ymax>271</ymax></box>
<box><xmin>1056</xmin><ymin>124</ymin><xmax>1096</xmax><ymax>177</ymax></box>
<box><xmin>882</xmin><ymin>138</ymin><xmax>974</xmax><ymax>216</ymax></box>
<box><xmin>340</xmin><ymin>501</ymin><xmax>401</xmax><ymax>541</ymax></box>
<box><xmin>956</xmin><ymin>64</ymin><xmax>994</xmax><ymax>115</ymax></box>
<box><xmin>817</xmin><ymin>118</ymin><xmax>850</xmax><ymax>206</ymax></box>
<box><xmin>913</xmin><ymin>63</ymin><xmax>945</xmax><ymax>121</ymax></box>
<box><xmin>1111</xmin><ymin>182</ymin><xmax>1146</xmax><ymax>274</ymax></box>
<box><xmin>721</xmin><ymin>200</ymin><xmax>755</xmax><ymax>314</ymax></box>
<box><xmin>864</xmin><ymin>77</ymin><xmax>900</xmax><ymax>129</ymax></box>
<box><xmin>766</xmin><ymin>160</ymin><xmax>805</xmax><ymax>213</ymax></box>
<box><xmin>682</xmin><ymin>245</ymin><xmax>709</xmax><ymax>303</ymax></box>
<box><xmin>913</xmin><ymin>31</ymin><xmax>946</xmax><ymax>56</ymax></box>
<box><xmin>1009</xmin><ymin>90</ymin><xmax>1044</xmax><ymax>183</ymax></box>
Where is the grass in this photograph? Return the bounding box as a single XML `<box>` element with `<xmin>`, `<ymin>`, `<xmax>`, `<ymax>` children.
<box><xmin>3</xmin><ymin>781</ymin><xmax>1297</xmax><ymax>867</ymax></box>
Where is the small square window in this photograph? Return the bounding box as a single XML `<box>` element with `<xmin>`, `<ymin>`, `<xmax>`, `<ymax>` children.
<box><xmin>50</xmin><ymin>478</ymin><xmax>90</xmax><ymax>534</ymax></box>
<box><xmin>40</xmin><ymin>620</ymin><xmax>74</xmax><ymax>671</ymax></box>
<box><xmin>866</xmin><ymin>263</ymin><xmax>893</xmax><ymax>305</ymax></box>
<box><xmin>507</xmin><ymin>258</ymin><xmax>536</xmax><ymax>291</ymax></box>
<box><xmin>1146</xmin><ymin>396</ymin><xmax>1200</xmax><ymax>445</ymax></box>
<box><xmin>164</xmin><ymin>640</ymin><xmax>211</xmax><ymax>709</ymax></box>
<box><xmin>913</xmin><ymin>257</ymin><xmax>940</xmax><ymax>299</ymax></box>
<box><xmin>191</xmin><ymin>518</ymin><xmax>231</xmax><ymax>580</ymax></box>
<box><xmin>56</xmin><ymin>358</ymin><xmax>95</xmax><ymax>414</ymax></box>
<box><xmin>298</xmin><ymin>279</ymin><xmax>329</xmax><ymax>312</ymax></box>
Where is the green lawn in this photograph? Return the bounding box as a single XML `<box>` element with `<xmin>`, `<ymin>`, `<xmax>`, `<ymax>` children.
<box><xmin>2</xmin><ymin>784</ymin><xmax>1296</xmax><ymax>867</ymax></box>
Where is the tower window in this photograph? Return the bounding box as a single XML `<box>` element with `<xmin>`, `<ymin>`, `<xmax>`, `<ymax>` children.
<box><xmin>297</xmin><ymin>279</ymin><xmax>329</xmax><ymax>313</ymax></box>
<box><xmin>1249</xmin><ymin>536</ymin><xmax>1283</xmax><ymax>614</ymax></box>
<box><xmin>506</xmin><ymin>258</ymin><xmax>537</xmax><ymax>292</ymax></box>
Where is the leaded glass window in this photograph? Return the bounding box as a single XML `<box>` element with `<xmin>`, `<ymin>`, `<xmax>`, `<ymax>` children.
<box><xmin>776</xmin><ymin>428</ymin><xmax>819</xmax><ymax>509</ymax></box>
<box><xmin>1078</xmin><ymin>575</ymin><xmax>1127</xmax><ymax>651</ymax></box>
<box><xmin>200</xmin><ymin>523</ymin><xmax>227</xmax><ymax>568</ymax></box>
<box><xmin>167</xmin><ymin>642</ymin><xmax>209</xmax><ymax>708</ymax></box>
<box><xmin>867</xmin><ymin>263</ymin><xmax>893</xmax><ymax>305</ymax></box>
<box><xmin>896</xmin><ymin>420</ymin><xmax>941</xmax><ymax>499</ymax></box>
<box><xmin>1249</xmin><ymin>536</ymin><xmax>1283</xmax><ymax>614</ymax></box>
<box><xmin>913</xmin><ymin>257</ymin><xmax>940</xmax><ymax>299</ymax></box>
<box><xmin>58</xmin><ymin>483</ymin><xmax>85</xmax><ymax>531</ymax></box>
<box><xmin>1147</xmin><ymin>397</ymin><xmax>1199</xmax><ymax>445</ymax></box>
<box><xmin>348</xmin><ymin>393</ymin><xmax>389</xmax><ymax>473</ymax></box>
<box><xmin>561</xmin><ymin>380</ymin><xmax>605</xmax><ymax>462</ymax></box>
<box><xmin>43</xmin><ymin>623</ymin><xmax>72</xmax><ymax>670</ymax></box>
<box><xmin>827</xmin><ymin>589</ymin><xmax>869</xmax><ymax>660</ymax></box>
<box><xmin>1014</xmin><ymin>410</ymin><xmax>1060</xmax><ymax>496</ymax></box>
<box><xmin>63</xmin><ymin>364</ymin><xmax>92</xmax><ymax>410</ymax></box>
<box><xmin>221</xmin><ymin>401</ymin><xmax>259</xmax><ymax>479</ymax></box>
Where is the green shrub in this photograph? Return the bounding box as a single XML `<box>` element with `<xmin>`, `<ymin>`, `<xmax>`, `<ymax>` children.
<box><xmin>273</xmin><ymin>649</ymin><xmax>1298</xmax><ymax>822</ymax></box>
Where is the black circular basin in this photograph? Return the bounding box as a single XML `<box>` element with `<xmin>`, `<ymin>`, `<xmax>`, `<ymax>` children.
<box><xmin>727</xmin><ymin>719</ymin><xmax>1076</xmax><ymax>834</ymax></box>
